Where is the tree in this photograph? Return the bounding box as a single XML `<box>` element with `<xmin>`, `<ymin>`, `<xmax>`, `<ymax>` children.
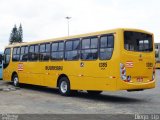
<box><xmin>18</xmin><ymin>24</ymin><xmax>23</xmax><ymax>42</ymax></box>
<box><xmin>9</xmin><ymin>25</ymin><xmax>18</xmax><ymax>44</ymax></box>
<box><xmin>9</xmin><ymin>24</ymin><xmax>23</xmax><ymax>44</ymax></box>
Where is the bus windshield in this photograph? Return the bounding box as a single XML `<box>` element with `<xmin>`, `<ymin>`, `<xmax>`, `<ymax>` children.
<box><xmin>124</xmin><ymin>31</ymin><xmax>153</xmax><ymax>52</ymax></box>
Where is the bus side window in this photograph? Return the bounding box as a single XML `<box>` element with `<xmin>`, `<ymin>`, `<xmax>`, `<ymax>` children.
<box><xmin>20</xmin><ymin>46</ymin><xmax>29</xmax><ymax>61</ymax></box>
<box><xmin>51</xmin><ymin>41</ymin><xmax>64</xmax><ymax>60</ymax></box>
<box><xmin>29</xmin><ymin>45</ymin><xmax>39</xmax><ymax>61</ymax></box>
<box><xmin>81</xmin><ymin>37</ymin><xmax>98</xmax><ymax>60</ymax></box>
<box><xmin>65</xmin><ymin>39</ymin><xmax>80</xmax><ymax>60</ymax></box>
<box><xmin>24</xmin><ymin>46</ymin><xmax>28</xmax><ymax>61</ymax></box>
<box><xmin>40</xmin><ymin>43</ymin><xmax>50</xmax><ymax>61</ymax></box>
<box><xmin>34</xmin><ymin>45</ymin><xmax>39</xmax><ymax>61</ymax></box>
<box><xmin>12</xmin><ymin>47</ymin><xmax>20</xmax><ymax>62</ymax></box>
<box><xmin>29</xmin><ymin>45</ymin><xmax>34</xmax><ymax>61</ymax></box>
<box><xmin>99</xmin><ymin>35</ymin><xmax>114</xmax><ymax>60</ymax></box>
<box><xmin>20</xmin><ymin>46</ymin><xmax>25</xmax><ymax>61</ymax></box>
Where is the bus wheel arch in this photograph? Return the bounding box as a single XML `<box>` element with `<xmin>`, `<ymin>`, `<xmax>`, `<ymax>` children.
<box><xmin>57</xmin><ymin>74</ymin><xmax>71</xmax><ymax>96</ymax></box>
<box><xmin>57</xmin><ymin>74</ymin><xmax>69</xmax><ymax>87</ymax></box>
<box><xmin>11</xmin><ymin>72</ymin><xmax>19</xmax><ymax>87</ymax></box>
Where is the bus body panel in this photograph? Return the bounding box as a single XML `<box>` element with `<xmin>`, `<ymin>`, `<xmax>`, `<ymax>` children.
<box><xmin>62</xmin><ymin>31</ymin><xmax>121</xmax><ymax>91</ymax></box>
<box><xmin>3</xmin><ymin>28</ymin><xmax>155</xmax><ymax>92</ymax></box>
<box><xmin>117</xmin><ymin>29</ymin><xmax>155</xmax><ymax>90</ymax></box>
<box><xmin>118</xmin><ymin>52</ymin><xmax>156</xmax><ymax>90</ymax></box>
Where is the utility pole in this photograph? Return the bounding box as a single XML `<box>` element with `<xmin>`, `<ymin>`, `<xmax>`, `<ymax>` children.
<box><xmin>65</xmin><ymin>16</ymin><xmax>71</xmax><ymax>36</ymax></box>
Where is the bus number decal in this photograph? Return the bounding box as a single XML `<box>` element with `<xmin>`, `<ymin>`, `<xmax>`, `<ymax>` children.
<box><xmin>99</xmin><ymin>62</ymin><xmax>107</xmax><ymax>70</ymax></box>
<box><xmin>45</xmin><ymin>66</ymin><xmax>63</xmax><ymax>71</ymax></box>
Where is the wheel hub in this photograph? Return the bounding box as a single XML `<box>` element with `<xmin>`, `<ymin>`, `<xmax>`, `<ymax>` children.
<box><xmin>60</xmin><ymin>81</ymin><xmax>67</xmax><ymax>93</ymax></box>
<box><xmin>14</xmin><ymin>77</ymin><xmax>18</xmax><ymax>86</ymax></box>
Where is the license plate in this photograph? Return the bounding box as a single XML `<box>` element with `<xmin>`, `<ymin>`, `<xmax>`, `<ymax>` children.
<box><xmin>137</xmin><ymin>78</ymin><xmax>143</xmax><ymax>82</ymax></box>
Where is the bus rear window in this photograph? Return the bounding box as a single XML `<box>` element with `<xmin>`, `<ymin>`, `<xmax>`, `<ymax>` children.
<box><xmin>124</xmin><ymin>31</ymin><xmax>153</xmax><ymax>52</ymax></box>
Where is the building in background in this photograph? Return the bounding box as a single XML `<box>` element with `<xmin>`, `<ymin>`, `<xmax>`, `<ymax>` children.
<box><xmin>155</xmin><ymin>43</ymin><xmax>160</xmax><ymax>68</ymax></box>
<box><xmin>0</xmin><ymin>52</ymin><xmax>3</xmax><ymax>79</ymax></box>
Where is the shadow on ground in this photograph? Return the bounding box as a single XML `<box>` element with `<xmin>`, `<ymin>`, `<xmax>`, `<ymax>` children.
<box><xmin>5</xmin><ymin>81</ymin><xmax>144</xmax><ymax>104</ymax></box>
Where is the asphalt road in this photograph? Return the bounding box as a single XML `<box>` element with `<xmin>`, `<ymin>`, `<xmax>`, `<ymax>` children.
<box><xmin>0</xmin><ymin>70</ymin><xmax>159</xmax><ymax>114</ymax></box>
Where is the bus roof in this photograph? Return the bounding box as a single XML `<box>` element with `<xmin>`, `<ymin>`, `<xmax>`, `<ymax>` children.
<box><xmin>5</xmin><ymin>28</ymin><xmax>153</xmax><ymax>48</ymax></box>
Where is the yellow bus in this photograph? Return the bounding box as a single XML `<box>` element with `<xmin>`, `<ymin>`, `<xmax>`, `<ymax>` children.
<box><xmin>155</xmin><ymin>43</ymin><xmax>160</xmax><ymax>68</ymax></box>
<box><xmin>3</xmin><ymin>28</ymin><xmax>155</xmax><ymax>96</ymax></box>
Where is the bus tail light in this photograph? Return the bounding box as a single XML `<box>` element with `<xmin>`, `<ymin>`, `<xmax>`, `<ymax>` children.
<box><xmin>120</xmin><ymin>63</ymin><xmax>127</xmax><ymax>81</ymax></box>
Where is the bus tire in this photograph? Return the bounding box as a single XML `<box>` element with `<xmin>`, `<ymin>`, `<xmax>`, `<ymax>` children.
<box><xmin>58</xmin><ymin>77</ymin><xmax>71</xmax><ymax>96</ymax></box>
<box><xmin>12</xmin><ymin>74</ymin><xmax>19</xmax><ymax>87</ymax></box>
<box><xmin>87</xmin><ymin>90</ymin><xmax>102</xmax><ymax>95</ymax></box>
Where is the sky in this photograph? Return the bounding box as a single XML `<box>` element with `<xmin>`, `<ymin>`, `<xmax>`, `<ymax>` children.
<box><xmin>0</xmin><ymin>0</ymin><xmax>160</xmax><ymax>51</ymax></box>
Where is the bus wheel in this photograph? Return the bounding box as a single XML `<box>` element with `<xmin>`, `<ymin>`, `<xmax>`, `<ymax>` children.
<box><xmin>87</xmin><ymin>90</ymin><xmax>102</xmax><ymax>95</ymax></box>
<box><xmin>59</xmin><ymin>77</ymin><xmax>71</xmax><ymax>96</ymax></box>
<box><xmin>12</xmin><ymin>74</ymin><xmax>19</xmax><ymax>87</ymax></box>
